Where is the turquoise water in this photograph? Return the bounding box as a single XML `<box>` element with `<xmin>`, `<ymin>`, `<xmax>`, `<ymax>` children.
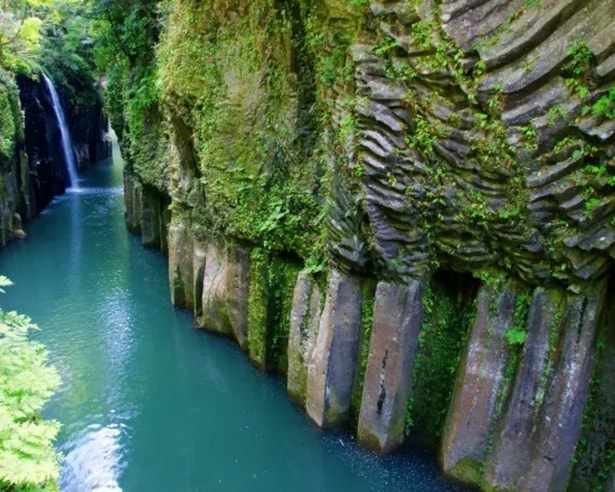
<box><xmin>0</xmin><ymin>146</ymin><xmax>466</xmax><ymax>491</ymax></box>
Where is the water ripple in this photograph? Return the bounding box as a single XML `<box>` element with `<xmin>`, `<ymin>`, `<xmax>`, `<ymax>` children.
<box><xmin>60</xmin><ymin>424</ymin><xmax>126</xmax><ymax>492</ymax></box>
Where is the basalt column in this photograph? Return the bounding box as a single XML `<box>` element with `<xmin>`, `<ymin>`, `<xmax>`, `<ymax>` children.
<box><xmin>306</xmin><ymin>269</ymin><xmax>364</xmax><ymax>427</ymax></box>
<box><xmin>287</xmin><ymin>272</ymin><xmax>323</xmax><ymax>406</ymax></box>
<box><xmin>200</xmin><ymin>241</ymin><xmax>251</xmax><ymax>349</ymax></box>
<box><xmin>441</xmin><ymin>279</ymin><xmax>522</xmax><ymax>484</ymax></box>
<box><xmin>442</xmin><ymin>279</ymin><xmax>607</xmax><ymax>490</ymax></box>
<box><xmin>168</xmin><ymin>215</ymin><xmax>194</xmax><ymax>310</ymax></box>
<box><xmin>357</xmin><ymin>279</ymin><xmax>425</xmax><ymax>452</ymax></box>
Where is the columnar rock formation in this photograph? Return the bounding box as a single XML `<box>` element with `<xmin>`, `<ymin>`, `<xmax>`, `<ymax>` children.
<box><xmin>121</xmin><ymin>0</ymin><xmax>615</xmax><ymax>490</ymax></box>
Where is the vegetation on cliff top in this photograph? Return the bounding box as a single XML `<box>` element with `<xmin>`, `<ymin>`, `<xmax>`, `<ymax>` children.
<box><xmin>1</xmin><ymin>0</ymin><xmax>102</xmax><ymax>108</ymax></box>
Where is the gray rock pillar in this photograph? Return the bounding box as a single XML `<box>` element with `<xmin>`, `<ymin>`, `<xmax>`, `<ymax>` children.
<box><xmin>140</xmin><ymin>187</ymin><xmax>161</xmax><ymax>248</ymax></box>
<box><xmin>521</xmin><ymin>281</ymin><xmax>606</xmax><ymax>491</ymax></box>
<box><xmin>201</xmin><ymin>241</ymin><xmax>251</xmax><ymax>349</ymax></box>
<box><xmin>306</xmin><ymin>269</ymin><xmax>363</xmax><ymax>427</ymax></box>
<box><xmin>484</xmin><ymin>286</ymin><xmax>563</xmax><ymax>489</ymax></box>
<box><xmin>192</xmin><ymin>240</ymin><xmax>207</xmax><ymax>327</ymax></box>
<box><xmin>168</xmin><ymin>216</ymin><xmax>194</xmax><ymax>310</ymax></box>
<box><xmin>124</xmin><ymin>175</ymin><xmax>142</xmax><ymax>234</ymax></box>
<box><xmin>356</xmin><ymin>279</ymin><xmax>425</xmax><ymax>452</ymax></box>
<box><xmin>441</xmin><ymin>280</ymin><xmax>520</xmax><ymax>483</ymax></box>
<box><xmin>287</xmin><ymin>272</ymin><xmax>323</xmax><ymax>406</ymax></box>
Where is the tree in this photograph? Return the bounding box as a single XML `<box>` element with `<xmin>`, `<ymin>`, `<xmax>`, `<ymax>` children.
<box><xmin>0</xmin><ymin>0</ymin><xmax>51</xmax><ymax>73</ymax></box>
<box><xmin>0</xmin><ymin>276</ymin><xmax>61</xmax><ymax>491</ymax></box>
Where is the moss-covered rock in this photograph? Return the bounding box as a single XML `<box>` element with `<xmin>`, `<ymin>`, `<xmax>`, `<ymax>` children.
<box><xmin>0</xmin><ymin>73</ymin><xmax>30</xmax><ymax>246</ymax></box>
<box><xmin>118</xmin><ymin>0</ymin><xmax>615</xmax><ymax>489</ymax></box>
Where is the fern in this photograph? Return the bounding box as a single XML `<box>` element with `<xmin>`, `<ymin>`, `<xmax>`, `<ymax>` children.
<box><xmin>0</xmin><ymin>281</ymin><xmax>62</xmax><ymax>491</ymax></box>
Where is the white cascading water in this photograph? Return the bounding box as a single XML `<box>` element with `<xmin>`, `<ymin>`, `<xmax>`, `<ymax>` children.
<box><xmin>42</xmin><ymin>73</ymin><xmax>79</xmax><ymax>189</ymax></box>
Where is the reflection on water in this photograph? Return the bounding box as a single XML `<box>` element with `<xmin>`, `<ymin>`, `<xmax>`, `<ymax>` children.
<box><xmin>61</xmin><ymin>424</ymin><xmax>124</xmax><ymax>492</ymax></box>
<box><xmin>0</xmin><ymin>140</ymin><xmax>467</xmax><ymax>491</ymax></box>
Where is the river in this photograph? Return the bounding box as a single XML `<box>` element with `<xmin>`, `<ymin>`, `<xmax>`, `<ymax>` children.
<box><xmin>0</xmin><ymin>141</ymin><xmax>465</xmax><ymax>491</ymax></box>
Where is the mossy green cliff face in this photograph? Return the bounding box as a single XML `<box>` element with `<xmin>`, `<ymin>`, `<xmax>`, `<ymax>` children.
<box><xmin>118</xmin><ymin>0</ymin><xmax>615</xmax><ymax>490</ymax></box>
<box><xmin>0</xmin><ymin>73</ymin><xmax>29</xmax><ymax>245</ymax></box>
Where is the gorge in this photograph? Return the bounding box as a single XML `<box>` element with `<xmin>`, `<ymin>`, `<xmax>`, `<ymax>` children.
<box><xmin>0</xmin><ymin>0</ymin><xmax>614</xmax><ymax>490</ymax></box>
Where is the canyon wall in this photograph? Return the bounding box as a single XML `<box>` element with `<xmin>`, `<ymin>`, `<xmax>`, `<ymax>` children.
<box><xmin>0</xmin><ymin>71</ymin><xmax>110</xmax><ymax>246</ymax></box>
<box><xmin>0</xmin><ymin>74</ymin><xmax>29</xmax><ymax>245</ymax></box>
<box><xmin>120</xmin><ymin>0</ymin><xmax>614</xmax><ymax>489</ymax></box>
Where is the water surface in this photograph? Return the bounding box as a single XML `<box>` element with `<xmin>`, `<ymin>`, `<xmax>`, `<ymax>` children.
<box><xmin>0</xmin><ymin>146</ymin><xmax>465</xmax><ymax>491</ymax></box>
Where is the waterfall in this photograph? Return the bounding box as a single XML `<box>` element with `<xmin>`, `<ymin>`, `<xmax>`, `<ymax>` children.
<box><xmin>43</xmin><ymin>74</ymin><xmax>79</xmax><ymax>189</ymax></box>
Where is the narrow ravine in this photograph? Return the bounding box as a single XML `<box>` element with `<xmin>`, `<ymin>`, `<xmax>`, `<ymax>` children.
<box><xmin>0</xmin><ymin>141</ymin><xmax>465</xmax><ymax>491</ymax></box>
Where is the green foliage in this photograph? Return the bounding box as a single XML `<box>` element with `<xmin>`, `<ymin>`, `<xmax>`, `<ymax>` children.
<box><xmin>89</xmin><ymin>0</ymin><xmax>162</xmax><ymax>179</ymax></box>
<box><xmin>567</xmin><ymin>40</ymin><xmax>592</xmax><ymax>78</ymax></box>
<box><xmin>505</xmin><ymin>327</ymin><xmax>526</xmax><ymax>345</ymax></box>
<box><xmin>0</xmin><ymin>0</ymin><xmax>51</xmax><ymax>74</ymax></box>
<box><xmin>156</xmin><ymin>0</ymin><xmax>327</xmax><ymax>262</ymax></box>
<box><xmin>0</xmin><ymin>276</ymin><xmax>61</xmax><ymax>491</ymax></box>
<box><xmin>505</xmin><ymin>292</ymin><xmax>530</xmax><ymax>346</ymax></box>
<box><xmin>584</xmin><ymin>197</ymin><xmax>601</xmax><ymax>216</ymax></box>
<box><xmin>587</xmin><ymin>88</ymin><xmax>615</xmax><ymax>119</ymax></box>
<box><xmin>520</xmin><ymin>123</ymin><xmax>538</xmax><ymax>150</ymax></box>
<box><xmin>405</xmin><ymin>277</ymin><xmax>475</xmax><ymax>440</ymax></box>
<box><xmin>247</xmin><ymin>250</ymin><xmax>300</xmax><ymax>372</ymax></box>
<box><xmin>37</xmin><ymin>1</ymin><xmax>99</xmax><ymax>107</ymax></box>
<box><xmin>564</xmin><ymin>39</ymin><xmax>593</xmax><ymax>99</ymax></box>
<box><xmin>0</xmin><ymin>80</ymin><xmax>18</xmax><ymax>162</ymax></box>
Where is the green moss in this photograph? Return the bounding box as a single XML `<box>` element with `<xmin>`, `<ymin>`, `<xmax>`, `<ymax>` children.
<box><xmin>572</xmin><ymin>284</ymin><xmax>615</xmax><ymax>491</ymax></box>
<box><xmin>268</xmin><ymin>256</ymin><xmax>301</xmax><ymax>373</ymax></box>
<box><xmin>405</xmin><ymin>274</ymin><xmax>475</xmax><ymax>441</ymax></box>
<box><xmin>247</xmin><ymin>248</ymin><xmax>269</xmax><ymax>368</ymax></box>
<box><xmin>448</xmin><ymin>456</ymin><xmax>483</xmax><ymax>485</ymax></box>
<box><xmin>247</xmin><ymin>248</ymin><xmax>301</xmax><ymax>372</ymax></box>
<box><xmin>171</xmin><ymin>264</ymin><xmax>186</xmax><ymax>308</ymax></box>
<box><xmin>350</xmin><ymin>280</ymin><xmax>376</xmax><ymax>423</ymax></box>
<box><xmin>0</xmin><ymin>82</ymin><xmax>17</xmax><ymax>163</ymax></box>
<box><xmin>155</xmin><ymin>0</ymin><xmax>327</xmax><ymax>262</ymax></box>
<box><xmin>504</xmin><ymin>292</ymin><xmax>530</xmax><ymax>346</ymax></box>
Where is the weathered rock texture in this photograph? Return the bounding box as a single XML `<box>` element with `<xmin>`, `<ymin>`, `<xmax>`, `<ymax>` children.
<box><xmin>306</xmin><ymin>269</ymin><xmax>364</xmax><ymax>427</ymax></box>
<box><xmin>200</xmin><ymin>241</ymin><xmax>251</xmax><ymax>348</ymax></box>
<box><xmin>119</xmin><ymin>0</ymin><xmax>615</xmax><ymax>490</ymax></box>
<box><xmin>357</xmin><ymin>279</ymin><xmax>424</xmax><ymax>452</ymax></box>
<box><xmin>287</xmin><ymin>272</ymin><xmax>323</xmax><ymax>405</ymax></box>
<box><xmin>441</xmin><ymin>280</ymin><xmax>522</xmax><ymax>483</ymax></box>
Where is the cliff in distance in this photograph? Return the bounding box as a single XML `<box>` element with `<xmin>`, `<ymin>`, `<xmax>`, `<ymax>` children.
<box><xmin>0</xmin><ymin>68</ymin><xmax>110</xmax><ymax>246</ymax></box>
<box><xmin>118</xmin><ymin>0</ymin><xmax>615</xmax><ymax>490</ymax></box>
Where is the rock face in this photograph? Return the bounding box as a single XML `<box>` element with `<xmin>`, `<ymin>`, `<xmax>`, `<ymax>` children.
<box><xmin>119</xmin><ymin>0</ymin><xmax>615</xmax><ymax>489</ymax></box>
<box><xmin>0</xmin><ymin>72</ymin><xmax>110</xmax><ymax>249</ymax></box>
<box><xmin>287</xmin><ymin>272</ymin><xmax>323</xmax><ymax>405</ymax></box>
<box><xmin>306</xmin><ymin>269</ymin><xmax>364</xmax><ymax>427</ymax></box>
<box><xmin>1</xmin><ymin>72</ymin><xmax>108</xmax><ymax>246</ymax></box>
<box><xmin>441</xmin><ymin>281</ymin><xmax>522</xmax><ymax>483</ymax></box>
<box><xmin>357</xmin><ymin>279</ymin><xmax>424</xmax><ymax>452</ymax></box>
<box><xmin>0</xmin><ymin>76</ymin><xmax>29</xmax><ymax>246</ymax></box>
<box><xmin>200</xmin><ymin>241</ymin><xmax>251</xmax><ymax>348</ymax></box>
<box><xmin>17</xmin><ymin>75</ymin><xmax>110</xmax><ymax>211</ymax></box>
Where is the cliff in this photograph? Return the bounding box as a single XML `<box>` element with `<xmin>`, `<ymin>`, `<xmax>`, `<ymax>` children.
<box><xmin>119</xmin><ymin>0</ymin><xmax>615</xmax><ymax>490</ymax></box>
<box><xmin>0</xmin><ymin>72</ymin><xmax>29</xmax><ymax>245</ymax></box>
<box><xmin>0</xmin><ymin>70</ymin><xmax>110</xmax><ymax>246</ymax></box>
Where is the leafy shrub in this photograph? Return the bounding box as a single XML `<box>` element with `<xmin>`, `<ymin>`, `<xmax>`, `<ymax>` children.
<box><xmin>0</xmin><ymin>276</ymin><xmax>61</xmax><ymax>491</ymax></box>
